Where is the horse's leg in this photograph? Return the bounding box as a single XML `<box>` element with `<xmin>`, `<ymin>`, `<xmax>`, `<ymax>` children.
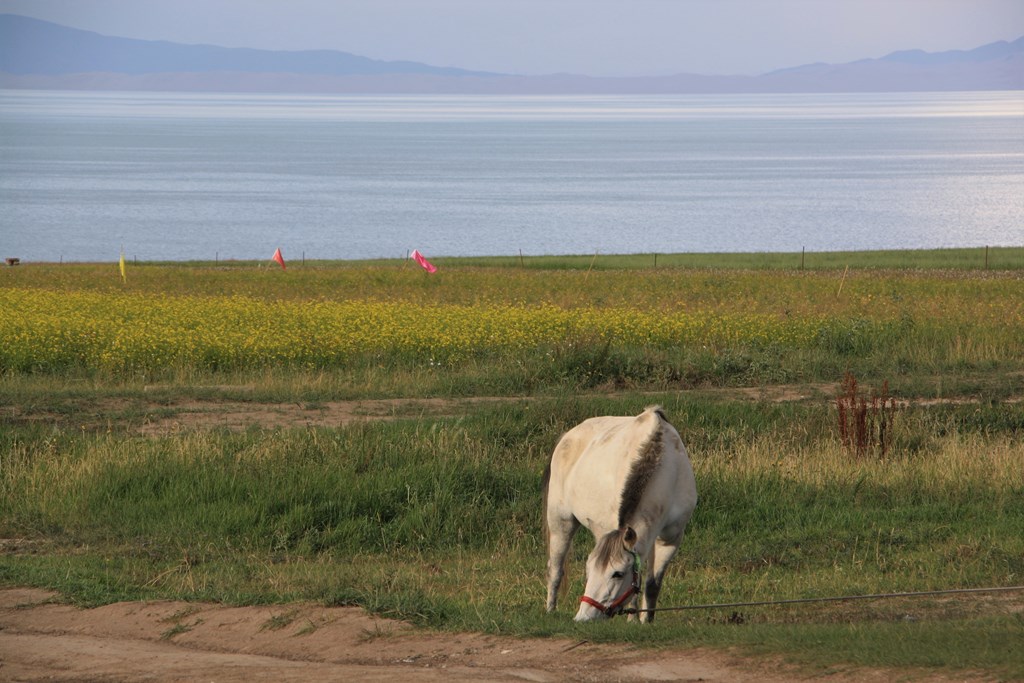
<box><xmin>625</xmin><ymin>545</ymin><xmax>655</xmax><ymax>623</ymax></box>
<box><xmin>641</xmin><ymin>536</ymin><xmax>682</xmax><ymax>623</ymax></box>
<box><xmin>545</xmin><ymin>516</ymin><xmax>579</xmax><ymax>612</ymax></box>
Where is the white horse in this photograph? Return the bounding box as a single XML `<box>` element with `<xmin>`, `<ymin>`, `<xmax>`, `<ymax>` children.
<box><xmin>542</xmin><ymin>406</ymin><xmax>698</xmax><ymax>622</ymax></box>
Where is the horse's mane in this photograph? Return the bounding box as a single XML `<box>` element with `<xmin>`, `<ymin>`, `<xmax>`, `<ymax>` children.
<box><xmin>594</xmin><ymin>527</ymin><xmax>626</xmax><ymax>568</ymax></box>
<box><xmin>617</xmin><ymin>406</ymin><xmax>666</xmax><ymax>529</ymax></box>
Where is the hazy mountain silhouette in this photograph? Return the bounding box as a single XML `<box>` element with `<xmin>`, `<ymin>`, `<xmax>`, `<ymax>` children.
<box><xmin>1</xmin><ymin>13</ymin><xmax>1021</xmax><ymax>93</ymax></box>
<box><xmin>0</xmin><ymin>14</ymin><xmax>497</xmax><ymax>78</ymax></box>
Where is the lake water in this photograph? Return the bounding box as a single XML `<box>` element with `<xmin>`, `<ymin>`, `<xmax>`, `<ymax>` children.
<box><xmin>1</xmin><ymin>90</ymin><xmax>1022</xmax><ymax>262</ymax></box>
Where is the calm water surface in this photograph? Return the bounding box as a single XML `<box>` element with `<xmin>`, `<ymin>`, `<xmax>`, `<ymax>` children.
<box><xmin>1</xmin><ymin>90</ymin><xmax>1022</xmax><ymax>262</ymax></box>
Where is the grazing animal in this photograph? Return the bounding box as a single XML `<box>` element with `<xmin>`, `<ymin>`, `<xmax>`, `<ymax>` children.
<box><xmin>542</xmin><ymin>406</ymin><xmax>697</xmax><ymax>622</ymax></box>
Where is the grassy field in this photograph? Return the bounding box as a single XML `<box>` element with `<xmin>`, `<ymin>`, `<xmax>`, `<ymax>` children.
<box><xmin>2</xmin><ymin>250</ymin><xmax>1023</xmax><ymax>678</ymax></box>
<box><xmin>3</xmin><ymin>248</ymin><xmax>1023</xmax><ymax>393</ymax></box>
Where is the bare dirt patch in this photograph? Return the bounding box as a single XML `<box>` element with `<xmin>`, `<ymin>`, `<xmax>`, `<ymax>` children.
<box><xmin>132</xmin><ymin>383</ymin><xmax>1021</xmax><ymax>435</ymax></box>
<box><xmin>5</xmin><ymin>379</ymin><xmax>1020</xmax><ymax>437</ymax></box>
<box><xmin>105</xmin><ymin>384</ymin><xmax>838</xmax><ymax>435</ymax></box>
<box><xmin>135</xmin><ymin>396</ymin><xmax>518</xmax><ymax>435</ymax></box>
<box><xmin>0</xmin><ymin>588</ymin><xmax>984</xmax><ymax>682</ymax></box>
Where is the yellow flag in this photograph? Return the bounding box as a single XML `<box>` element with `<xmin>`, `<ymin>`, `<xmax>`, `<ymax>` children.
<box><xmin>119</xmin><ymin>250</ymin><xmax>126</xmax><ymax>283</ymax></box>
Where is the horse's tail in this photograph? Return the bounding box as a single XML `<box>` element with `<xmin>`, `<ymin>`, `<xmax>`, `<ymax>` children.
<box><xmin>617</xmin><ymin>406</ymin><xmax>668</xmax><ymax>529</ymax></box>
<box><xmin>647</xmin><ymin>404</ymin><xmax>668</xmax><ymax>423</ymax></box>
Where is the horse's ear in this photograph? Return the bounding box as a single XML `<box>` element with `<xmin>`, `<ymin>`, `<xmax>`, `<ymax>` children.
<box><xmin>622</xmin><ymin>526</ymin><xmax>637</xmax><ymax>548</ymax></box>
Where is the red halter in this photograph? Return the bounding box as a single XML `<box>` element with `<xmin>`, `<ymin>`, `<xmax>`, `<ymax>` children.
<box><xmin>579</xmin><ymin>550</ymin><xmax>641</xmax><ymax>618</ymax></box>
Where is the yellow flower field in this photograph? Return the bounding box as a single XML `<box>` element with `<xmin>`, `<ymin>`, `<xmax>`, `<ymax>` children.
<box><xmin>2</xmin><ymin>287</ymin><xmax>856</xmax><ymax>373</ymax></box>
<box><xmin>4</xmin><ymin>259</ymin><xmax>1021</xmax><ymax>381</ymax></box>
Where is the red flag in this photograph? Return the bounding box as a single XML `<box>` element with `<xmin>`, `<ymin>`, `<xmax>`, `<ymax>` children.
<box><xmin>410</xmin><ymin>249</ymin><xmax>437</xmax><ymax>274</ymax></box>
<box><xmin>272</xmin><ymin>247</ymin><xmax>286</xmax><ymax>270</ymax></box>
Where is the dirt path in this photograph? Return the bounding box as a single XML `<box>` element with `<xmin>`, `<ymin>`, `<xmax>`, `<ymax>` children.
<box><xmin>89</xmin><ymin>383</ymin><xmax>846</xmax><ymax>435</ymax></box>
<box><xmin>5</xmin><ymin>380</ymin><xmax>1020</xmax><ymax>437</ymax></box>
<box><xmin>136</xmin><ymin>395</ymin><xmax>520</xmax><ymax>435</ymax></box>
<box><xmin>135</xmin><ymin>383</ymin><xmax>1020</xmax><ymax>435</ymax></box>
<box><xmin>0</xmin><ymin>588</ymin><xmax>984</xmax><ymax>682</ymax></box>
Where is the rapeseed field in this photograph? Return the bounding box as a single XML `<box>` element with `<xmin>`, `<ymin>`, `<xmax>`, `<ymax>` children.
<box><xmin>2</xmin><ymin>259</ymin><xmax>1021</xmax><ymax>383</ymax></box>
<box><xmin>2</xmin><ymin>287</ymin><xmax>850</xmax><ymax>372</ymax></box>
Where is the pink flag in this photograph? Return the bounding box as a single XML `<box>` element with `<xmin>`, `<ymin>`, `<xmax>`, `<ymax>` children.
<box><xmin>410</xmin><ymin>249</ymin><xmax>437</xmax><ymax>274</ymax></box>
<box><xmin>272</xmin><ymin>247</ymin><xmax>286</xmax><ymax>270</ymax></box>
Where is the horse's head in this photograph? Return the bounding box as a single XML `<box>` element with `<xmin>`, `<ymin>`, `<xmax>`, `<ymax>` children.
<box><xmin>575</xmin><ymin>526</ymin><xmax>641</xmax><ymax>621</ymax></box>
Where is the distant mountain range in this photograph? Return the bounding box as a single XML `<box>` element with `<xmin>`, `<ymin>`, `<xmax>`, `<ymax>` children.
<box><xmin>2</xmin><ymin>13</ymin><xmax>1021</xmax><ymax>94</ymax></box>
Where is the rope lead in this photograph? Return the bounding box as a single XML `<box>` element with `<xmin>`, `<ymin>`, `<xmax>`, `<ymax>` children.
<box><xmin>622</xmin><ymin>584</ymin><xmax>1024</xmax><ymax>616</ymax></box>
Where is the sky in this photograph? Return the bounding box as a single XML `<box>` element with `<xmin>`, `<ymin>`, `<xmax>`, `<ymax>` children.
<box><xmin>2</xmin><ymin>0</ymin><xmax>1022</xmax><ymax>77</ymax></box>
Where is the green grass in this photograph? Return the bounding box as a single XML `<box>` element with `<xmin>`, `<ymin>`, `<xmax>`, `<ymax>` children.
<box><xmin>35</xmin><ymin>245</ymin><xmax>1024</xmax><ymax>271</ymax></box>
<box><xmin>3</xmin><ymin>396</ymin><xmax>1023</xmax><ymax>676</ymax></box>
<box><xmin>2</xmin><ymin>250</ymin><xmax>1023</xmax><ymax>679</ymax></box>
<box><xmin>448</xmin><ymin>246</ymin><xmax>1024</xmax><ymax>271</ymax></box>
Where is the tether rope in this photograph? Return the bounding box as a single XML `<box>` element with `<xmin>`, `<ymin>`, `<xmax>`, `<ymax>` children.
<box><xmin>621</xmin><ymin>584</ymin><xmax>1024</xmax><ymax>616</ymax></box>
